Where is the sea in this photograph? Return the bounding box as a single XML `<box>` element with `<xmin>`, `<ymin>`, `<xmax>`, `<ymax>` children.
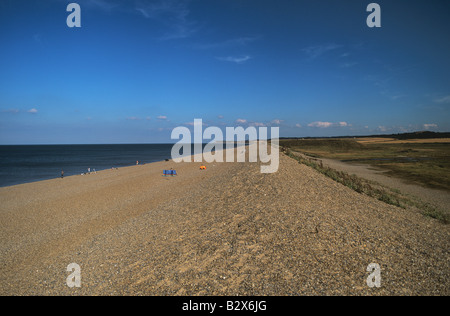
<box><xmin>0</xmin><ymin>144</ymin><xmax>177</xmax><ymax>188</ymax></box>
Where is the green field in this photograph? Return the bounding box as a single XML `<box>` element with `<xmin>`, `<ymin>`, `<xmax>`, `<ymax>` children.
<box><xmin>280</xmin><ymin>138</ymin><xmax>450</xmax><ymax>192</ymax></box>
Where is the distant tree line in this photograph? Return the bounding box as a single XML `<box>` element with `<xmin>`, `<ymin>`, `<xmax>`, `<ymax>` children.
<box><xmin>280</xmin><ymin>131</ymin><xmax>450</xmax><ymax>141</ymax></box>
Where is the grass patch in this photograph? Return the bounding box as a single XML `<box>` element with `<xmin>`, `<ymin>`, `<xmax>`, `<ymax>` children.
<box><xmin>284</xmin><ymin>148</ymin><xmax>402</xmax><ymax>207</ymax></box>
<box><xmin>422</xmin><ymin>207</ymin><xmax>449</xmax><ymax>223</ymax></box>
<box><xmin>280</xmin><ymin>138</ymin><xmax>450</xmax><ymax>192</ymax></box>
<box><xmin>283</xmin><ymin>147</ymin><xmax>449</xmax><ymax>224</ymax></box>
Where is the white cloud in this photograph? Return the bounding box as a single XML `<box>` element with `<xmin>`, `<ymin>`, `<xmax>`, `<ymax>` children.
<box><xmin>135</xmin><ymin>7</ymin><xmax>151</xmax><ymax>18</ymax></box>
<box><xmin>135</xmin><ymin>0</ymin><xmax>196</xmax><ymax>40</ymax></box>
<box><xmin>435</xmin><ymin>96</ymin><xmax>450</xmax><ymax>104</ymax></box>
<box><xmin>157</xmin><ymin>115</ymin><xmax>168</xmax><ymax>120</ymax></box>
<box><xmin>295</xmin><ymin>123</ymin><xmax>302</xmax><ymax>128</ymax></box>
<box><xmin>126</xmin><ymin>116</ymin><xmax>141</xmax><ymax>121</ymax></box>
<box><xmin>27</xmin><ymin>108</ymin><xmax>38</xmax><ymax>114</ymax></box>
<box><xmin>196</xmin><ymin>36</ymin><xmax>261</xmax><ymax>50</ymax></box>
<box><xmin>250</xmin><ymin>122</ymin><xmax>265</xmax><ymax>127</ymax></box>
<box><xmin>308</xmin><ymin>121</ymin><xmax>333</xmax><ymax>128</ymax></box>
<box><xmin>423</xmin><ymin>123</ymin><xmax>438</xmax><ymax>130</ymax></box>
<box><xmin>308</xmin><ymin>121</ymin><xmax>349</xmax><ymax>128</ymax></box>
<box><xmin>339</xmin><ymin>62</ymin><xmax>358</xmax><ymax>68</ymax></box>
<box><xmin>79</xmin><ymin>0</ymin><xmax>195</xmax><ymax>42</ymax></box>
<box><xmin>217</xmin><ymin>55</ymin><xmax>252</xmax><ymax>64</ymax></box>
<box><xmin>235</xmin><ymin>119</ymin><xmax>247</xmax><ymax>124</ymax></box>
<box><xmin>270</xmin><ymin>119</ymin><xmax>283</xmax><ymax>125</ymax></box>
<box><xmin>301</xmin><ymin>44</ymin><xmax>341</xmax><ymax>60</ymax></box>
<box><xmin>185</xmin><ymin>120</ymin><xmax>207</xmax><ymax>127</ymax></box>
<box><xmin>390</xmin><ymin>94</ymin><xmax>406</xmax><ymax>100</ymax></box>
<box><xmin>2</xmin><ymin>109</ymin><xmax>19</xmax><ymax>113</ymax></box>
<box><xmin>82</xmin><ymin>0</ymin><xmax>119</xmax><ymax>12</ymax></box>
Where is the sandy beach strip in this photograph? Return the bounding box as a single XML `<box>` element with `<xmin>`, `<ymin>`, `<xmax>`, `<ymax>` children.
<box><xmin>0</xmin><ymin>148</ymin><xmax>449</xmax><ymax>295</ymax></box>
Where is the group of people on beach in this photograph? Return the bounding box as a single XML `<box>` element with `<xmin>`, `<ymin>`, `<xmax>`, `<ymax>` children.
<box><xmin>82</xmin><ymin>168</ymin><xmax>96</xmax><ymax>175</ymax></box>
<box><xmin>59</xmin><ymin>159</ymin><xmax>156</xmax><ymax>179</ymax></box>
<box><xmin>61</xmin><ymin>167</ymin><xmax>97</xmax><ymax>178</ymax></box>
<box><xmin>60</xmin><ymin>160</ymin><xmax>145</xmax><ymax>179</ymax></box>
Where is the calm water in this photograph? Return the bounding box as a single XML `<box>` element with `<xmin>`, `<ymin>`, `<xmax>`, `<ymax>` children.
<box><xmin>0</xmin><ymin>144</ymin><xmax>175</xmax><ymax>187</ymax></box>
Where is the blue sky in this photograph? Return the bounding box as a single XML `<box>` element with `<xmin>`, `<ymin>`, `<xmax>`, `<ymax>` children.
<box><xmin>0</xmin><ymin>0</ymin><xmax>449</xmax><ymax>144</ymax></box>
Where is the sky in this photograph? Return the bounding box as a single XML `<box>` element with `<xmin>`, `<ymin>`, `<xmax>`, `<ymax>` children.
<box><xmin>0</xmin><ymin>0</ymin><xmax>449</xmax><ymax>144</ymax></box>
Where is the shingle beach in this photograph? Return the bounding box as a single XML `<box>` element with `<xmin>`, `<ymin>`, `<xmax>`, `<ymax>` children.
<box><xmin>0</xmin><ymin>150</ymin><xmax>448</xmax><ymax>295</ymax></box>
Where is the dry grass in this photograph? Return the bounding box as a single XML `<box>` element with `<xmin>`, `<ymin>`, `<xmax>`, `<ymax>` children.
<box><xmin>356</xmin><ymin>138</ymin><xmax>450</xmax><ymax>145</ymax></box>
<box><xmin>282</xmin><ymin>147</ymin><xmax>449</xmax><ymax>224</ymax></box>
<box><xmin>280</xmin><ymin>138</ymin><xmax>450</xmax><ymax>192</ymax></box>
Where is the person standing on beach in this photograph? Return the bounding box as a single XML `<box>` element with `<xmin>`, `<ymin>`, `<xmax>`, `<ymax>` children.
<box><xmin>61</xmin><ymin>170</ymin><xmax>64</xmax><ymax>178</ymax></box>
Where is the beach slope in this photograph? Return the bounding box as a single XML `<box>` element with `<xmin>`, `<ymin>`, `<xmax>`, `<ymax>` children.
<box><xmin>0</xmin><ymin>153</ymin><xmax>448</xmax><ymax>295</ymax></box>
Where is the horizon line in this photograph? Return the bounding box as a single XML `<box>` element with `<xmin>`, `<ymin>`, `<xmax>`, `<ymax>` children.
<box><xmin>1</xmin><ymin>130</ymin><xmax>448</xmax><ymax>146</ymax></box>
